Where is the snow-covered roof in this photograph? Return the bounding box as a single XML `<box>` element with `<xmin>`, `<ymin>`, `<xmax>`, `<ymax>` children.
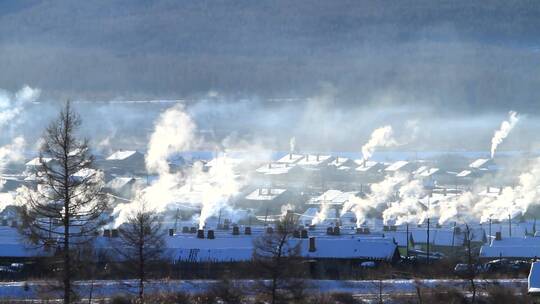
<box><xmin>489</xmin><ymin>236</ymin><xmax>540</xmax><ymax>247</ymax></box>
<box><xmin>310</xmin><ymin>190</ymin><xmax>357</xmax><ymax>205</ymax></box>
<box><xmin>276</xmin><ymin>153</ymin><xmax>304</xmax><ymax>164</ymax></box>
<box><xmin>296</xmin><ymin>154</ymin><xmax>332</xmax><ymax>167</ymax></box>
<box><xmin>529</xmin><ymin>262</ymin><xmax>540</xmax><ymax>294</ymax></box>
<box><xmin>255</xmin><ymin>163</ymin><xmax>296</xmax><ymax>175</ymax></box>
<box><xmin>413</xmin><ymin>166</ymin><xmax>429</xmax><ymax>175</ymax></box>
<box><xmin>166</xmin><ymin>234</ymin><xmax>398</xmax><ymax>262</ymax></box>
<box><xmin>418</xmin><ymin>168</ymin><xmax>440</xmax><ymax>177</ymax></box>
<box><xmin>106</xmin><ymin>177</ymin><xmax>137</xmax><ymax>190</ymax></box>
<box><xmin>327</xmin><ymin>157</ymin><xmax>351</xmax><ymax>168</ymax></box>
<box><xmin>25</xmin><ymin>157</ymin><xmax>53</xmax><ymax>166</ymax></box>
<box><xmin>480</xmin><ymin>245</ymin><xmax>540</xmax><ymax>259</ymax></box>
<box><xmin>385</xmin><ymin>161</ymin><xmax>410</xmax><ymax>172</ymax></box>
<box><xmin>479</xmin><ymin>234</ymin><xmax>540</xmax><ymax>258</ymax></box>
<box><xmin>245</xmin><ymin>188</ymin><xmax>287</xmax><ymax>201</ymax></box>
<box><xmin>355</xmin><ymin>161</ymin><xmax>385</xmax><ymax>173</ymax></box>
<box><xmin>469</xmin><ymin>158</ymin><xmax>491</xmax><ymax>169</ymax></box>
<box><xmin>456</xmin><ymin>170</ymin><xmax>472</xmax><ymax>177</ymax></box>
<box><xmin>106</xmin><ymin>150</ymin><xmax>139</xmax><ymax>161</ymax></box>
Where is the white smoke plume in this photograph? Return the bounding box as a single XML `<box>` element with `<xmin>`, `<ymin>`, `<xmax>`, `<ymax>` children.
<box><xmin>361</xmin><ymin>125</ymin><xmax>397</xmax><ymax>161</ymax></box>
<box><xmin>0</xmin><ymin>137</ymin><xmax>26</xmax><ymax>169</ymax></box>
<box><xmin>311</xmin><ymin>200</ymin><xmax>331</xmax><ymax>225</ymax></box>
<box><xmin>382</xmin><ymin>178</ymin><xmax>425</xmax><ymax>225</ymax></box>
<box><xmin>113</xmin><ymin>104</ymin><xmax>248</xmax><ymax>228</ymax></box>
<box><xmin>145</xmin><ymin>104</ymin><xmax>196</xmax><ymax>174</ymax></box>
<box><xmin>472</xmin><ymin>158</ymin><xmax>540</xmax><ymax>222</ymax></box>
<box><xmin>490</xmin><ymin>111</ymin><xmax>519</xmax><ymax>159</ymax></box>
<box><xmin>0</xmin><ymin>85</ymin><xmax>40</xmax><ymax>129</ymax></box>
<box><xmin>342</xmin><ymin>172</ymin><xmax>407</xmax><ymax>226</ymax></box>
<box><xmin>289</xmin><ymin>136</ymin><xmax>296</xmax><ymax>153</ymax></box>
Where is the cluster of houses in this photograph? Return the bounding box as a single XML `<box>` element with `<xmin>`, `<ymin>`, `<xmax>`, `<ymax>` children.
<box><xmin>0</xmin><ymin>148</ymin><xmax>535</xmax><ymax>275</ymax></box>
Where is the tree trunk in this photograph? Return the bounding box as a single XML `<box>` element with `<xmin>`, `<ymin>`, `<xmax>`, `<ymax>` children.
<box><xmin>64</xmin><ymin>175</ymin><xmax>71</xmax><ymax>304</ymax></box>
<box><xmin>139</xmin><ymin>218</ymin><xmax>145</xmax><ymax>303</ymax></box>
<box><xmin>271</xmin><ymin>275</ymin><xmax>277</xmax><ymax>304</ymax></box>
<box><xmin>64</xmin><ymin>231</ymin><xmax>70</xmax><ymax>303</ymax></box>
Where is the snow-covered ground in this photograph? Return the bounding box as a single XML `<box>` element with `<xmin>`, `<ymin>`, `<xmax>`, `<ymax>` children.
<box><xmin>0</xmin><ymin>279</ymin><xmax>527</xmax><ymax>299</ymax></box>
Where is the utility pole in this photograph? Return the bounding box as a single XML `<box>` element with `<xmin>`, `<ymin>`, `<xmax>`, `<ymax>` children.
<box><xmin>509</xmin><ymin>214</ymin><xmax>512</xmax><ymax>237</ymax></box>
<box><xmin>426</xmin><ymin>217</ymin><xmax>430</xmax><ymax>265</ymax></box>
<box><xmin>452</xmin><ymin>221</ymin><xmax>456</xmax><ymax>254</ymax></box>
<box><xmin>426</xmin><ymin>197</ymin><xmax>430</xmax><ymax>265</ymax></box>
<box><xmin>489</xmin><ymin>218</ymin><xmax>492</xmax><ymax>239</ymax></box>
<box><xmin>406</xmin><ymin>223</ymin><xmax>409</xmax><ymax>258</ymax></box>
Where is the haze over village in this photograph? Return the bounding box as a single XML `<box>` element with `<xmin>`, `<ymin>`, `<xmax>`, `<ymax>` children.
<box><xmin>1</xmin><ymin>1</ymin><xmax>540</xmax><ymax>303</ymax></box>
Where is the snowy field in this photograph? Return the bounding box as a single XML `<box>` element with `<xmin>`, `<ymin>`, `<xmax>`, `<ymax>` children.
<box><xmin>0</xmin><ymin>278</ymin><xmax>527</xmax><ymax>300</ymax></box>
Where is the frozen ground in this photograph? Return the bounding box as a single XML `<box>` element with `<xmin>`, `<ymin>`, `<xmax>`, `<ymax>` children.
<box><xmin>0</xmin><ymin>278</ymin><xmax>527</xmax><ymax>299</ymax></box>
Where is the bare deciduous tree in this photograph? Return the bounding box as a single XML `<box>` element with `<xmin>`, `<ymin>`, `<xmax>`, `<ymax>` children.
<box><xmin>465</xmin><ymin>224</ymin><xmax>477</xmax><ymax>304</ymax></box>
<box><xmin>253</xmin><ymin>211</ymin><xmax>307</xmax><ymax>304</ymax></box>
<box><xmin>112</xmin><ymin>201</ymin><xmax>165</xmax><ymax>303</ymax></box>
<box><xmin>19</xmin><ymin>101</ymin><xmax>107</xmax><ymax>303</ymax></box>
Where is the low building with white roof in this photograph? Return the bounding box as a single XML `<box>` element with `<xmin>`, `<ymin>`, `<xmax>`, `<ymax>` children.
<box><xmin>296</xmin><ymin>154</ymin><xmax>332</xmax><ymax>168</ymax></box>
<box><xmin>480</xmin><ymin>235</ymin><xmax>540</xmax><ymax>260</ymax></box>
<box><xmin>385</xmin><ymin>161</ymin><xmax>415</xmax><ymax>173</ymax></box>
<box><xmin>255</xmin><ymin>163</ymin><xmax>299</xmax><ymax>175</ymax></box>
<box><xmin>276</xmin><ymin>153</ymin><xmax>304</xmax><ymax>164</ymax></box>
<box><xmin>103</xmin><ymin>150</ymin><xmax>146</xmax><ymax>175</ymax></box>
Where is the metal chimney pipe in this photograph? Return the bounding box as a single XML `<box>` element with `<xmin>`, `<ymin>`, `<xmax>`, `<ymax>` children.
<box><xmin>309</xmin><ymin>237</ymin><xmax>316</xmax><ymax>252</ymax></box>
<box><xmin>197</xmin><ymin>229</ymin><xmax>205</xmax><ymax>239</ymax></box>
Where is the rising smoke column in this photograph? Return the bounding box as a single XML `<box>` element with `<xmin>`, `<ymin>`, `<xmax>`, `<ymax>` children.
<box><xmin>490</xmin><ymin>111</ymin><xmax>519</xmax><ymax>159</ymax></box>
<box><xmin>361</xmin><ymin>126</ymin><xmax>397</xmax><ymax>161</ymax></box>
<box><xmin>0</xmin><ymin>86</ymin><xmax>41</xmax><ymax>212</ymax></box>
<box><xmin>341</xmin><ymin>172</ymin><xmax>407</xmax><ymax>226</ymax></box>
<box><xmin>381</xmin><ymin>178</ymin><xmax>426</xmax><ymax>225</ymax></box>
<box><xmin>471</xmin><ymin>157</ymin><xmax>540</xmax><ymax>223</ymax></box>
<box><xmin>0</xmin><ymin>85</ymin><xmax>40</xmax><ymax>171</ymax></box>
<box><xmin>146</xmin><ymin>104</ymin><xmax>196</xmax><ymax>174</ymax></box>
<box><xmin>113</xmin><ymin>103</ymin><xmax>246</xmax><ymax>228</ymax></box>
<box><xmin>289</xmin><ymin>136</ymin><xmax>296</xmax><ymax>154</ymax></box>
